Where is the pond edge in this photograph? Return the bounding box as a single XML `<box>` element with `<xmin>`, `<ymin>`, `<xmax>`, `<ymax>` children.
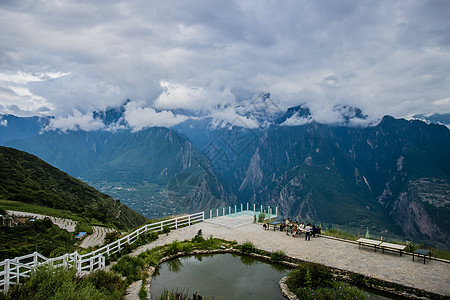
<box><xmin>141</xmin><ymin>247</ymin><xmax>446</xmax><ymax>300</ymax></box>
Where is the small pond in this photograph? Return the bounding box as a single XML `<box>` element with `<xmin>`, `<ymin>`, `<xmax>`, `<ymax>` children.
<box><xmin>150</xmin><ymin>253</ymin><xmax>395</xmax><ymax>299</ymax></box>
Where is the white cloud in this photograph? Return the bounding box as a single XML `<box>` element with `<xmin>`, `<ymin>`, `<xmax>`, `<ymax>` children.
<box><xmin>281</xmin><ymin>115</ymin><xmax>312</xmax><ymax>127</ymax></box>
<box><xmin>124</xmin><ymin>101</ymin><xmax>189</xmax><ymax>131</ymax></box>
<box><xmin>209</xmin><ymin>106</ymin><xmax>260</xmax><ymax>129</ymax></box>
<box><xmin>0</xmin><ymin>71</ymin><xmax>69</xmax><ymax>116</ymax></box>
<box><xmin>0</xmin><ymin>71</ymin><xmax>70</xmax><ymax>84</ymax></box>
<box><xmin>44</xmin><ymin>109</ymin><xmax>105</xmax><ymax>132</ymax></box>
<box><xmin>154</xmin><ymin>81</ymin><xmax>235</xmax><ymax>112</ymax></box>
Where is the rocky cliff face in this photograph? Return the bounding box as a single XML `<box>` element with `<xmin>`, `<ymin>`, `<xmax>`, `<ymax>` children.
<box><xmin>229</xmin><ymin>117</ymin><xmax>450</xmax><ymax>247</ymax></box>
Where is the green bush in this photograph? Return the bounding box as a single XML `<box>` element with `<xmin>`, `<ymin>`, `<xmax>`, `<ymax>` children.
<box><xmin>0</xmin><ymin>219</ymin><xmax>76</xmax><ymax>260</ymax></box>
<box><xmin>240</xmin><ymin>241</ymin><xmax>256</xmax><ymax>254</ymax></box>
<box><xmin>84</xmin><ymin>269</ymin><xmax>127</xmax><ymax>297</ymax></box>
<box><xmin>104</xmin><ymin>231</ymin><xmax>121</xmax><ymax>244</ymax></box>
<box><xmin>3</xmin><ymin>266</ymin><xmax>126</xmax><ymax>300</ymax></box>
<box><xmin>75</xmin><ymin>221</ymin><xmax>93</xmax><ymax>235</ymax></box>
<box><xmin>141</xmin><ymin>250</ymin><xmax>161</xmax><ymax>266</ymax></box>
<box><xmin>192</xmin><ymin>229</ymin><xmax>205</xmax><ymax>243</ymax></box>
<box><xmin>295</xmin><ymin>282</ymin><xmax>365</xmax><ymax>299</ymax></box>
<box><xmin>163</xmin><ymin>225</ymin><xmax>171</xmax><ymax>235</ymax></box>
<box><xmin>286</xmin><ymin>262</ymin><xmax>334</xmax><ymax>290</ymax></box>
<box><xmin>112</xmin><ymin>255</ymin><xmax>145</xmax><ymax>284</ymax></box>
<box><xmin>165</xmin><ymin>240</ymin><xmax>182</xmax><ymax>255</ymax></box>
<box><xmin>139</xmin><ymin>286</ymin><xmax>147</xmax><ymax>300</ymax></box>
<box><xmin>349</xmin><ymin>272</ymin><xmax>367</xmax><ymax>286</ymax></box>
<box><xmin>270</xmin><ymin>250</ymin><xmax>286</xmax><ymax>263</ymax></box>
<box><xmin>258</xmin><ymin>212</ymin><xmax>266</xmax><ymax>223</ymax></box>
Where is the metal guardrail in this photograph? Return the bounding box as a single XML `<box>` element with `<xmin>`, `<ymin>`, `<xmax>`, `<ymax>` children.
<box><xmin>0</xmin><ymin>211</ymin><xmax>204</xmax><ymax>292</ymax></box>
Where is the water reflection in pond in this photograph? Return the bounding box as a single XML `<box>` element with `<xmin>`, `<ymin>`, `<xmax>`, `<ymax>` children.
<box><xmin>151</xmin><ymin>253</ymin><xmax>395</xmax><ymax>299</ymax></box>
<box><xmin>151</xmin><ymin>253</ymin><xmax>289</xmax><ymax>299</ymax></box>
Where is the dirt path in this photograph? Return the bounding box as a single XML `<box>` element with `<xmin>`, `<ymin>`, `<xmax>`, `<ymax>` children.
<box><xmin>80</xmin><ymin>226</ymin><xmax>116</xmax><ymax>249</ymax></box>
<box><xmin>6</xmin><ymin>210</ymin><xmax>77</xmax><ymax>232</ymax></box>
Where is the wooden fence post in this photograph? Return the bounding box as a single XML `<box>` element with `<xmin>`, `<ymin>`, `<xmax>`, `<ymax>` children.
<box><xmin>4</xmin><ymin>259</ymin><xmax>10</xmax><ymax>293</ymax></box>
<box><xmin>33</xmin><ymin>251</ymin><xmax>38</xmax><ymax>265</ymax></box>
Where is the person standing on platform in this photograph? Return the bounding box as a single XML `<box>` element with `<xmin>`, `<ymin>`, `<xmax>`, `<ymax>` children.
<box><xmin>305</xmin><ymin>223</ymin><xmax>311</xmax><ymax>241</ymax></box>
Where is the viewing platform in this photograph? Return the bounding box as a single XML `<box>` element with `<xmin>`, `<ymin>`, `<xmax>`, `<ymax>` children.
<box><xmin>133</xmin><ymin>214</ymin><xmax>450</xmax><ymax>297</ymax></box>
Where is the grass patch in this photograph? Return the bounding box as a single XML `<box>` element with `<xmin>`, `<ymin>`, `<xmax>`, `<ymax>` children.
<box><xmin>1</xmin><ymin>266</ymin><xmax>126</xmax><ymax>300</ymax></box>
<box><xmin>0</xmin><ymin>218</ymin><xmax>76</xmax><ymax>260</ymax></box>
<box><xmin>286</xmin><ymin>262</ymin><xmax>365</xmax><ymax>299</ymax></box>
<box><xmin>322</xmin><ymin>228</ymin><xmax>358</xmax><ymax>241</ymax></box>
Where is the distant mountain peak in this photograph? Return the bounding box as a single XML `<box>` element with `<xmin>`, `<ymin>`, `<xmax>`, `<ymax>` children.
<box><xmin>412</xmin><ymin>113</ymin><xmax>450</xmax><ymax>127</ymax></box>
<box><xmin>277</xmin><ymin>104</ymin><xmax>370</xmax><ymax>127</ymax></box>
<box><xmin>92</xmin><ymin>99</ymin><xmax>130</xmax><ymax>128</ymax></box>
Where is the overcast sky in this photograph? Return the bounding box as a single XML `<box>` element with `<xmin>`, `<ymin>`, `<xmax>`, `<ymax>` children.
<box><xmin>0</xmin><ymin>0</ymin><xmax>449</xmax><ymax>129</ymax></box>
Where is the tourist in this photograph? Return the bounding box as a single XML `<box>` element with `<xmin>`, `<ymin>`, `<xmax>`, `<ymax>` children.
<box><xmin>285</xmin><ymin>218</ymin><xmax>291</xmax><ymax>235</ymax></box>
<box><xmin>305</xmin><ymin>223</ymin><xmax>311</xmax><ymax>241</ymax></box>
<box><xmin>280</xmin><ymin>219</ymin><xmax>286</xmax><ymax>231</ymax></box>
<box><xmin>292</xmin><ymin>221</ymin><xmax>298</xmax><ymax>237</ymax></box>
<box><xmin>299</xmin><ymin>222</ymin><xmax>305</xmax><ymax>231</ymax></box>
<box><xmin>312</xmin><ymin>225</ymin><xmax>316</xmax><ymax>237</ymax></box>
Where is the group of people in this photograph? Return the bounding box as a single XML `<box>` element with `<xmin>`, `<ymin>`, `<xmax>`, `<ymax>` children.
<box><xmin>279</xmin><ymin>218</ymin><xmax>321</xmax><ymax>240</ymax></box>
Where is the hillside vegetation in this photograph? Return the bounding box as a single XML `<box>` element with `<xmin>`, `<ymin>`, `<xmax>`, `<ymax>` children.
<box><xmin>0</xmin><ymin>146</ymin><xmax>147</xmax><ymax>229</ymax></box>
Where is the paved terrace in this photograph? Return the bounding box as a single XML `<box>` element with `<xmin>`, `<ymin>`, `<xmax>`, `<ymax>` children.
<box><xmin>132</xmin><ymin>215</ymin><xmax>450</xmax><ymax>297</ymax></box>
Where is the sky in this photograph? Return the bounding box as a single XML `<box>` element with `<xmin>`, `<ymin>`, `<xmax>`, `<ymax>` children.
<box><xmin>0</xmin><ymin>0</ymin><xmax>449</xmax><ymax>130</ymax></box>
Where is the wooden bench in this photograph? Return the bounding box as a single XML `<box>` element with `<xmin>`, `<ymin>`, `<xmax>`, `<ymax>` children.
<box><xmin>357</xmin><ymin>238</ymin><xmax>382</xmax><ymax>251</ymax></box>
<box><xmin>380</xmin><ymin>242</ymin><xmax>406</xmax><ymax>256</ymax></box>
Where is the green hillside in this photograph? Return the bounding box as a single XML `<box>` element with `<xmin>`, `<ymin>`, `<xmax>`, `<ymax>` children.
<box><xmin>0</xmin><ymin>146</ymin><xmax>147</xmax><ymax>229</ymax></box>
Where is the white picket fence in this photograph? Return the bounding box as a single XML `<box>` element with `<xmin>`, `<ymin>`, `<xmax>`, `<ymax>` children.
<box><xmin>0</xmin><ymin>211</ymin><xmax>204</xmax><ymax>293</ymax></box>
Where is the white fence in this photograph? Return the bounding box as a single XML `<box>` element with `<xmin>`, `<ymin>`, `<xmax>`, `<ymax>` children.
<box><xmin>204</xmin><ymin>203</ymin><xmax>278</xmax><ymax>219</ymax></box>
<box><xmin>0</xmin><ymin>211</ymin><xmax>204</xmax><ymax>293</ymax></box>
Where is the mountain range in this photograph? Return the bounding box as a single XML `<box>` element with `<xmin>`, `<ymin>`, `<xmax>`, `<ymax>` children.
<box><xmin>1</xmin><ymin>100</ymin><xmax>449</xmax><ymax>249</ymax></box>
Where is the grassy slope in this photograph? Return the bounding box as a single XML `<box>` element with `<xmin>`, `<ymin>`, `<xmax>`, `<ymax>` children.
<box><xmin>0</xmin><ymin>146</ymin><xmax>147</xmax><ymax>229</ymax></box>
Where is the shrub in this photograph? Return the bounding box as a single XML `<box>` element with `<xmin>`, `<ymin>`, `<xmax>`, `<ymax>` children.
<box><xmin>240</xmin><ymin>241</ymin><xmax>256</xmax><ymax>254</ymax></box>
<box><xmin>192</xmin><ymin>229</ymin><xmax>205</xmax><ymax>243</ymax></box>
<box><xmin>165</xmin><ymin>240</ymin><xmax>182</xmax><ymax>255</ymax></box>
<box><xmin>104</xmin><ymin>231</ymin><xmax>121</xmax><ymax>244</ymax></box>
<box><xmin>112</xmin><ymin>255</ymin><xmax>145</xmax><ymax>284</ymax></box>
<box><xmin>142</xmin><ymin>251</ymin><xmax>161</xmax><ymax>266</ymax></box>
<box><xmin>75</xmin><ymin>221</ymin><xmax>93</xmax><ymax>235</ymax></box>
<box><xmin>3</xmin><ymin>266</ymin><xmax>126</xmax><ymax>300</ymax></box>
<box><xmin>84</xmin><ymin>269</ymin><xmax>127</xmax><ymax>296</ymax></box>
<box><xmin>295</xmin><ymin>282</ymin><xmax>365</xmax><ymax>299</ymax></box>
<box><xmin>286</xmin><ymin>262</ymin><xmax>333</xmax><ymax>290</ymax></box>
<box><xmin>258</xmin><ymin>212</ymin><xmax>266</xmax><ymax>223</ymax></box>
<box><xmin>163</xmin><ymin>225</ymin><xmax>171</xmax><ymax>235</ymax></box>
<box><xmin>270</xmin><ymin>250</ymin><xmax>286</xmax><ymax>263</ymax></box>
<box><xmin>349</xmin><ymin>272</ymin><xmax>367</xmax><ymax>286</ymax></box>
<box><xmin>139</xmin><ymin>286</ymin><xmax>147</xmax><ymax>300</ymax></box>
